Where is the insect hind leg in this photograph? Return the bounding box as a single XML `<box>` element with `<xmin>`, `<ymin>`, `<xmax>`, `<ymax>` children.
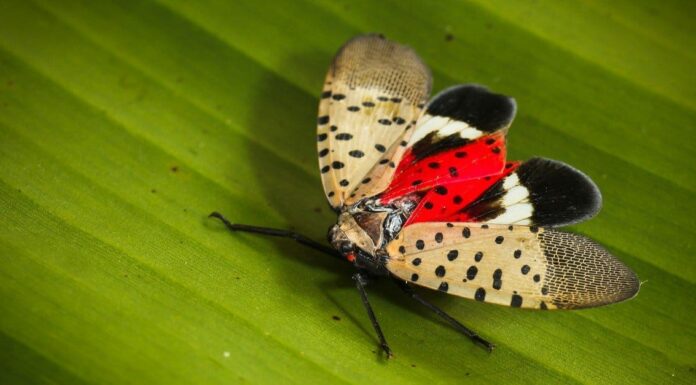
<box><xmin>209</xmin><ymin>212</ymin><xmax>342</xmax><ymax>259</ymax></box>
<box><xmin>394</xmin><ymin>279</ymin><xmax>495</xmax><ymax>352</ymax></box>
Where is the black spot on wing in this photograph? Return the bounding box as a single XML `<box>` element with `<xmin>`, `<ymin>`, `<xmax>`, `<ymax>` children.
<box><xmin>492</xmin><ymin>269</ymin><xmax>503</xmax><ymax>290</ymax></box>
<box><xmin>475</xmin><ymin>287</ymin><xmax>486</xmax><ymax>301</ymax></box>
<box><xmin>426</xmin><ymin>84</ymin><xmax>516</xmax><ymax>132</ymax></box>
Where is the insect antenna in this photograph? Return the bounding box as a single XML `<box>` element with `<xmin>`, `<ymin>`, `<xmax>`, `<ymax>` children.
<box><xmin>394</xmin><ymin>279</ymin><xmax>495</xmax><ymax>352</ymax></box>
<box><xmin>209</xmin><ymin>212</ymin><xmax>342</xmax><ymax>260</ymax></box>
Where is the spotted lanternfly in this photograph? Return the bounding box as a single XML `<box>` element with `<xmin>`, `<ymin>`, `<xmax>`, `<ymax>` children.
<box><xmin>211</xmin><ymin>34</ymin><xmax>639</xmax><ymax>357</ymax></box>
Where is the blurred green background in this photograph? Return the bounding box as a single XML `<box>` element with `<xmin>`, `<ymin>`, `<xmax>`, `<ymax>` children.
<box><xmin>0</xmin><ymin>1</ymin><xmax>694</xmax><ymax>384</ymax></box>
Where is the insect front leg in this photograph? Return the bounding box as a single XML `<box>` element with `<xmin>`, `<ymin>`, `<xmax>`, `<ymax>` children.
<box><xmin>209</xmin><ymin>212</ymin><xmax>342</xmax><ymax>259</ymax></box>
<box><xmin>394</xmin><ymin>279</ymin><xmax>495</xmax><ymax>352</ymax></box>
<box><xmin>353</xmin><ymin>271</ymin><xmax>393</xmax><ymax>359</ymax></box>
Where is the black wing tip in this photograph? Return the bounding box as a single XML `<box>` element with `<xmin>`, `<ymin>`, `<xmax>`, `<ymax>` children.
<box><xmin>519</xmin><ymin>157</ymin><xmax>603</xmax><ymax>227</ymax></box>
<box><xmin>426</xmin><ymin>84</ymin><xmax>517</xmax><ymax>132</ymax></box>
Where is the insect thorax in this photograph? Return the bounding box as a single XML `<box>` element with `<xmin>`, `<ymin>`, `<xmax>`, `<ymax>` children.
<box><xmin>328</xmin><ymin>196</ymin><xmax>419</xmax><ymax>275</ymax></box>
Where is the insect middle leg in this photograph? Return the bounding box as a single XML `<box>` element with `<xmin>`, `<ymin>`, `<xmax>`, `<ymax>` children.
<box><xmin>353</xmin><ymin>271</ymin><xmax>393</xmax><ymax>358</ymax></box>
<box><xmin>394</xmin><ymin>279</ymin><xmax>495</xmax><ymax>352</ymax></box>
<box><xmin>209</xmin><ymin>212</ymin><xmax>342</xmax><ymax>259</ymax></box>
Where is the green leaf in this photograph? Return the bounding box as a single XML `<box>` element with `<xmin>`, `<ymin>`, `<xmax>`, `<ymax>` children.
<box><xmin>1</xmin><ymin>0</ymin><xmax>694</xmax><ymax>384</ymax></box>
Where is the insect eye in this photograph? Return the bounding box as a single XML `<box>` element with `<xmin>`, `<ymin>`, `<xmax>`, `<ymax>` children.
<box><xmin>340</xmin><ymin>243</ymin><xmax>353</xmax><ymax>254</ymax></box>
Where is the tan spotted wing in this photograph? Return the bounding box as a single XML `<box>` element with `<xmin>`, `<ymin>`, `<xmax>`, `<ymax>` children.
<box><xmin>385</xmin><ymin>223</ymin><xmax>639</xmax><ymax>309</ymax></box>
<box><xmin>317</xmin><ymin>34</ymin><xmax>431</xmax><ymax>208</ymax></box>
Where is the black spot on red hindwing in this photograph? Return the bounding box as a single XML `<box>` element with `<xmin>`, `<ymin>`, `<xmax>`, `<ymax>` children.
<box><xmin>434</xmin><ymin>186</ymin><xmax>447</xmax><ymax>195</ymax></box>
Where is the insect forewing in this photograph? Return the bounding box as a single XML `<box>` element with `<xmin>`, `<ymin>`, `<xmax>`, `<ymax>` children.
<box><xmin>386</xmin><ymin>223</ymin><xmax>639</xmax><ymax>309</ymax></box>
<box><xmin>317</xmin><ymin>34</ymin><xmax>432</xmax><ymax>208</ymax></box>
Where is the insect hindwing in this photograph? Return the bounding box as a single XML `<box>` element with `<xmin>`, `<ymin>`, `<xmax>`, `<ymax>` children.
<box><xmin>386</xmin><ymin>222</ymin><xmax>639</xmax><ymax>309</ymax></box>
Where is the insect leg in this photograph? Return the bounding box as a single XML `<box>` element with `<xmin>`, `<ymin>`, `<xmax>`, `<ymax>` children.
<box><xmin>353</xmin><ymin>272</ymin><xmax>393</xmax><ymax>359</ymax></box>
<box><xmin>394</xmin><ymin>279</ymin><xmax>495</xmax><ymax>352</ymax></box>
<box><xmin>209</xmin><ymin>212</ymin><xmax>342</xmax><ymax>259</ymax></box>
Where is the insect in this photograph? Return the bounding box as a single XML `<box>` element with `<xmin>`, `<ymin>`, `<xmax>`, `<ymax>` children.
<box><xmin>210</xmin><ymin>34</ymin><xmax>639</xmax><ymax>357</ymax></box>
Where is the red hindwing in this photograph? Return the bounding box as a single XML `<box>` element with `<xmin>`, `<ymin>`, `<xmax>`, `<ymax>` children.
<box><xmin>380</xmin><ymin>133</ymin><xmax>508</xmax><ymax>203</ymax></box>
